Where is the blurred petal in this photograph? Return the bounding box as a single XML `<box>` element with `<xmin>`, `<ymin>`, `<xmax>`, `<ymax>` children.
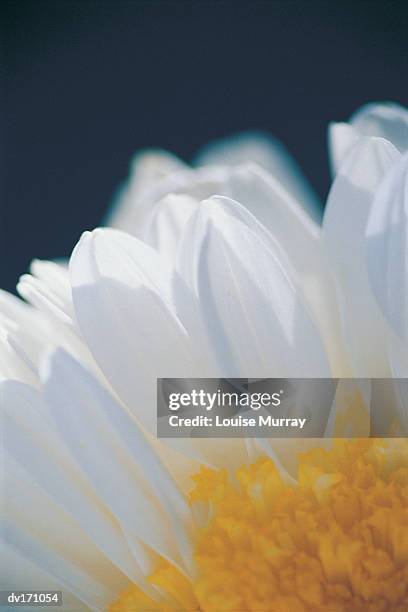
<box><xmin>106</xmin><ymin>150</ymin><xmax>187</xmax><ymax>234</ymax></box>
<box><xmin>194</xmin><ymin>131</ymin><xmax>322</xmax><ymax>220</ymax></box>
<box><xmin>330</xmin><ymin>102</ymin><xmax>408</xmax><ymax>174</ymax></box>
<box><xmin>142</xmin><ymin>161</ymin><xmax>322</xmax><ymax>278</ymax></box>
<box><xmin>328</xmin><ymin>122</ymin><xmax>360</xmax><ymax>176</ymax></box>
<box><xmin>351</xmin><ymin>101</ymin><xmax>408</xmax><ymax>152</ymax></box>
<box><xmin>221</xmin><ymin>163</ymin><xmax>320</xmax><ymax>260</ymax></box>
<box><xmin>107</xmin><ymin>153</ymin><xmax>230</xmax><ymax>237</ymax></box>
<box><xmin>108</xmin><ymin>134</ymin><xmax>322</xmax><ymax>239</ymax></box>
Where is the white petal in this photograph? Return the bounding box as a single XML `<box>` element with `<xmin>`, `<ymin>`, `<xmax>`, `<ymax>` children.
<box><xmin>351</xmin><ymin>102</ymin><xmax>408</xmax><ymax>152</ymax></box>
<box><xmin>221</xmin><ymin>163</ymin><xmax>320</xmax><ymax>254</ymax></box>
<box><xmin>365</xmin><ymin>152</ymin><xmax>408</xmax><ymax>340</ymax></box>
<box><xmin>108</xmin><ymin>157</ymin><xmax>343</xmax><ymax>369</ymax></box>
<box><xmin>323</xmin><ymin>137</ymin><xmax>400</xmax><ymax>376</ymax></box>
<box><xmin>108</xmin><ymin>136</ymin><xmax>322</xmax><ymax>237</ymax></box>
<box><xmin>0</xmin><ymin>332</ymin><xmax>38</xmax><ymax>385</ymax></box>
<box><xmin>142</xmin><ymin>193</ymin><xmax>198</xmax><ymax>263</ymax></box>
<box><xmin>5</xmin><ymin>458</ymin><xmax>127</xmax><ymax>592</ymax></box>
<box><xmin>106</xmin><ymin>149</ymin><xmax>187</xmax><ymax>234</ymax></box>
<box><xmin>17</xmin><ymin>260</ymin><xmax>73</xmax><ymax>328</ymax></box>
<box><xmin>107</xmin><ymin>154</ymin><xmax>232</xmax><ymax>238</ymax></box>
<box><xmin>11</xmin><ymin>271</ymin><xmax>100</xmax><ymax>383</ymax></box>
<box><xmin>3</xmin><ymin>522</ymin><xmax>116</xmax><ymax>611</ymax></box>
<box><xmin>233</xmin><ymin>191</ymin><xmax>344</xmax><ymax>370</ymax></box>
<box><xmin>70</xmin><ymin>228</ymin><xmax>215</xmax><ymax>432</ymax></box>
<box><xmin>144</xmin><ymin>161</ymin><xmax>321</xmax><ymax>282</ymax></box>
<box><xmin>0</xmin><ymin>290</ymin><xmax>51</xmax><ymax>384</ymax></box>
<box><xmin>194</xmin><ymin>131</ymin><xmax>322</xmax><ymax>220</ymax></box>
<box><xmin>328</xmin><ymin>122</ymin><xmax>360</xmax><ymax>176</ymax></box>
<box><xmin>178</xmin><ymin>197</ymin><xmax>330</xmax><ymax>378</ymax></box>
<box><xmin>330</xmin><ymin>102</ymin><xmax>408</xmax><ymax>174</ymax></box>
<box><xmin>41</xmin><ymin>348</ymin><xmax>194</xmax><ymax>575</ymax></box>
<box><xmin>1</xmin><ymin>543</ymin><xmax>86</xmax><ymax>611</ymax></box>
<box><xmin>1</xmin><ymin>379</ymin><xmax>149</xmax><ymax>592</ymax></box>
<box><xmin>2</xmin><ymin>436</ymin><xmax>125</xmax><ymax>610</ymax></box>
<box><xmin>212</xmin><ymin>165</ymin><xmax>348</xmax><ymax>374</ymax></box>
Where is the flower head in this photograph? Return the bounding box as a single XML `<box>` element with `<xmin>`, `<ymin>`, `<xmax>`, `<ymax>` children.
<box><xmin>2</xmin><ymin>102</ymin><xmax>408</xmax><ymax>610</ymax></box>
<box><xmin>111</xmin><ymin>439</ymin><xmax>408</xmax><ymax>611</ymax></box>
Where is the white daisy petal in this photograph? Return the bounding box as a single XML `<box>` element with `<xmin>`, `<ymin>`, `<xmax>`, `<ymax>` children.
<box><xmin>16</xmin><ymin>278</ymin><xmax>71</xmax><ymax>325</ymax></box>
<box><xmin>142</xmin><ymin>193</ymin><xmax>198</xmax><ymax>263</ymax></box>
<box><xmin>7</xmin><ymin>279</ymin><xmax>99</xmax><ymax>383</ymax></box>
<box><xmin>213</xmin><ymin>165</ymin><xmax>347</xmax><ymax>374</ymax></box>
<box><xmin>351</xmin><ymin>102</ymin><xmax>408</xmax><ymax>153</ymax></box>
<box><xmin>5</xmin><ymin>458</ymin><xmax>127</xmax><ymax>592</ymax></box>
<box><xmin>108</xmin><ymin>128</ymin><xmax>323</xmax><ymax>242</ymax></box>
<box><xmin>194</xmin><ymin>131</ymin><xmax>322</xmax><ymax>220</ymax></box>
<box><xmin>0</xmin><ymin>332</ymin><xmax>39</xmax><ymax>385</ymax></box>
<box><xmin>106</xmin><ymin>149</ymin><xmax>187</xmax><ymax>234</ymax></box>
<box><xmin>140</xmin><ymin>161</ymin><xmax>322</xmax><ymax>280</ymax></box>
<box><xmin>329</xmin><ymin>102</ymin><xmax>408</xmax><ymax>174</ymax></box>
<box><xmin>1</xmin><ymin>379</ymin><xmax>149</xmax><ymax>592</ymax></box>
<box><xmin>323</xmin><ymin>137</ymin><xmax>400</xmax><ymax>376</ymax></box>
<box><xmin>108</xmin><ymin>156</ymin><xmax>232</xmax><ymax>239</ymax></box>
<box><xmin>328</xmin><ymin>122</ymin><xmax>360</xmax><ymax>176</ymax></box>
<box><xmin>179</xmin><ymin>197</ymin><xmax>330</xmax><ymax>377</ymax></box>
<box><xmin>365</xmin><ymin>152</ymin><xmax>408</xmax><ymax>427</ymax></box>
<box><xmin>29</xmin><ymin>259</ymin><xmax>73</xmax><ymax>316</ymax></box>
<box><xmin>0</xmin><ymin>290</ymin><xmax>52</xmax><ymax>384</ymax></box>
<box><xmin>365</xmin><ymin>152</ymin><xmax>408</xmax><ymax>341</ymax></box>
<box><xmin>70</xmin><ymin>227</ymin><xmax>215</xmax><ymax>432</ymax></box>
<box><xmin>41</xmin><ymin>348</ymin><xmax>194</xmax><ymax>575</ymax></box>
<box><xmin>0</xmin><ymin>543</ymin><xmax>86</xmax><ymax>611</ymax></box>
<box><xmin>221</xmin><ymin>163</ymin><xmax>320</xmax><ymax>260</ymax></box>
<box><xmin>4</xmin><ymin>522</ymin><xmax>116</xmax><ymax>611</ymax></box>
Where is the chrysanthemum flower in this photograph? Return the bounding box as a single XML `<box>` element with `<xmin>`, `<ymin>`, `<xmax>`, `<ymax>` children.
<box><xmin>1</xmin><ymin>102</ymin><xmax>408</xmax><ymax>610</ymax></box>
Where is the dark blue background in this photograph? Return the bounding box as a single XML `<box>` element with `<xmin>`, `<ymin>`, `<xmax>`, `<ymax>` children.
<box><xmin>3</xmin><ymin>0</ymin><xmax>408</xmax><ymax>293</ymax></box>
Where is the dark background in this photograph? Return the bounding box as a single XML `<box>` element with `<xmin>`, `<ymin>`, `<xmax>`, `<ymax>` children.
<box><xmin>2</xmin><ymin>0</ymin><xmax>408</xmax><ymax>293</ymax></box>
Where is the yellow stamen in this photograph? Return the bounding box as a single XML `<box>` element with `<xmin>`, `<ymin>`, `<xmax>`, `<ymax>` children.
<box><xmin>110</xmin><ymin>439</ymin><xmax>408</xmax><ymax>611</ymax></box>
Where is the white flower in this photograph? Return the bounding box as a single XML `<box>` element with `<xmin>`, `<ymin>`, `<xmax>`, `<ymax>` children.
<box><xmin>2</xmin><ymin>102</ymin><xmax>408</xmax><ymax>610</ymax></box>
<box><xmin>329</xmin><ymin>101</ymin><xmax>408</xmax><ymax>174</ymax></box>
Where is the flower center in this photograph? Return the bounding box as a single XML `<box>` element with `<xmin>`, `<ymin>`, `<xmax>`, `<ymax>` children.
<box><xmin>110</xmin><ymin>439</ymin><xmax>408</xmax><ymax>611</ymax></box>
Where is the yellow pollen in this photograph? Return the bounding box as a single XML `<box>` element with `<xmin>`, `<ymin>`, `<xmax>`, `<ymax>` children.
<box><xmin>109</xmin><ymin>439</ymin><xmax>408</xmax><ymax>611</ymax></box>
